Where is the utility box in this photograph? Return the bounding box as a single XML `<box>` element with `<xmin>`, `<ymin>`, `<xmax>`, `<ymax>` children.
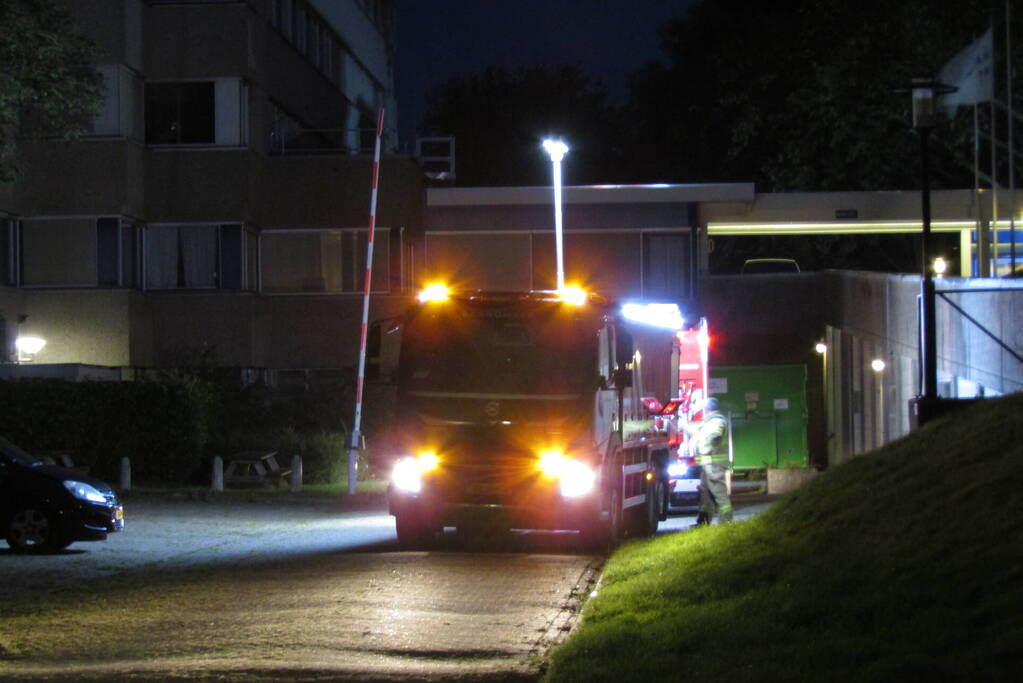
<box><xmin>709</xmin><ymin>365</ymin><xmax>808</xmax><ymax>470</ymax></box>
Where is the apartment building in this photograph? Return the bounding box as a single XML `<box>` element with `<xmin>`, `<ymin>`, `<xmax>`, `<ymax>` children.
<box><xmin>0</xmin><ymin>0</ymin><xmax>424</xmax><ymax>381</ymax></box>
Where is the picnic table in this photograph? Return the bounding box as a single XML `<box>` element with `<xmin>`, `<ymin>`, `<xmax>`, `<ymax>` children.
<box><xmin>224</xmin><ymin>451</ymin><xmax>291</xmax><ymax>487</ymax></box>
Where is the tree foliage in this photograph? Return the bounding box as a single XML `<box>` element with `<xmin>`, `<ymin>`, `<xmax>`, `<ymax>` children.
<box><xmin>420</xmin><ymin>64</ymin><xmax>623</xmax><ymax>186</ymax></box>
<box><xmin>420</xmin><ymin>0</ymin><xmax>1020</xmax><ymax>193</ymax></box>
<box><xmin>628</xmin><ymin>0</ymin><xmax>1014</xmax><ymax>191</ymax></box>
<box><xmin>0</xmin><ymin>0</ymin><xmax>101</xmax><ymax>182</ymax></box>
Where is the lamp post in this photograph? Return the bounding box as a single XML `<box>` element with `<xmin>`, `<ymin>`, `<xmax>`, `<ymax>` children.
<box><xmin>897</xmin><ymin>76</ymin><xmax>956</xmax><ymax>416</ymax></box>
<box><xmin>542</xmin><ymin>139</ymin><xmax>569</xmax><ymax>291</ymax></box>
<box><xmin>871</xmin><ymin>358</ymin><xmax>886</xmax><ymax>446</ymax></box>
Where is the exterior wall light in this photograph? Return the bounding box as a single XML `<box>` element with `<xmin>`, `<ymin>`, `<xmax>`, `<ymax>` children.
<box><xmin>16</xmin><ymin>336</ymin><xmax>46</xmax><ymax>362</ymax></box>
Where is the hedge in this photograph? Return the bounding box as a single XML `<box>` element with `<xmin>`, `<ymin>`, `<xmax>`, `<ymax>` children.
<box><xmin>0</xmin><ymin>378</ymin><xmax>216</xmax><ymax>484</ymax></box>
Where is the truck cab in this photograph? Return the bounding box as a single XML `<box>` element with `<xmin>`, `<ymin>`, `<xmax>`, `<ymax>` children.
<box><xmin>385</xmin><ymin>287</ymin><xmax>673</xmax><ymax>551</ymax></box>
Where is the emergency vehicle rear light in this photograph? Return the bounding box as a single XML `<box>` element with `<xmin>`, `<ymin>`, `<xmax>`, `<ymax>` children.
<box><xmin>621</xmin><ymin>302</ymin><xmax>684</xmax><ymax>329</ymax></box>
<box><xmin>667</xmin><ymin>462</ymin><xmax>690</xmax><ymax>477</ymax></box>
<box><xmin>418</xmin><ymin>283</ymin><xmax>450</xmax><ymax>303</ymax></box>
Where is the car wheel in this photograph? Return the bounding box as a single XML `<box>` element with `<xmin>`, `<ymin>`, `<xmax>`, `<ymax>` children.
<box><xmin>395</xmin><ymin>513</ymin><xmax>435</xmax><ymax>551</ymax></box>
<box><xmin>6</xmin><ymin>506</ymin><xmax>70</xmax><ymax>553</ymax></box>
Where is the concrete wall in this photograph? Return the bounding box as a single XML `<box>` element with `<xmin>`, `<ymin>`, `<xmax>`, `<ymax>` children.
<box><xmin>703</xmin><ymin>271</ymin><xmax>1023</xmax><ymax>468</ymax></box>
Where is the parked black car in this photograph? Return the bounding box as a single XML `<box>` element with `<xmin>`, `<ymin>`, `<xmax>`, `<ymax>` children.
<box><xmin>0</xmin><ymin>438</ymin><xmax>124</xmax><ymax>553</ymax></box>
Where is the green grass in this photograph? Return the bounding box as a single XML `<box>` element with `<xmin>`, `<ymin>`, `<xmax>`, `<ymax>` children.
<box><xmin>544</xmin><ymin>392</ymin><xmax>1023</xmax><ymax>682</ymax></box>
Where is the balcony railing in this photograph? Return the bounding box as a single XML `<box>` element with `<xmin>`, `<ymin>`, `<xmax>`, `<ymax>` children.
<box><xmin>269</xmin><ymin>126</ymin><xmax>388</xmax><ymax>156</ymax></box>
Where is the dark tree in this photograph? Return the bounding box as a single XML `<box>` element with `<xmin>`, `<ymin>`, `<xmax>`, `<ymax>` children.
<box><xmin>0</xmin><ymin>0</ymin><xmax>101</xmax><ymax>182</ymax></box>
<box><xmin>419</xmin><ymin>64</ymin><xmax>623</xmax><ymax>186</ymax></box>
<box><xmin>626</xmin><ymin>0</ymin><xmax>1015</xmax><ymax>192</ymax></box>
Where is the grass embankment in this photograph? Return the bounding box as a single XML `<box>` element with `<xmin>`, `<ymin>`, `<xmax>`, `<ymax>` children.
<box><xmin>545</xmin><ymin>393</ymin><xmax>1023</xmax><ymax>682</ymax></box>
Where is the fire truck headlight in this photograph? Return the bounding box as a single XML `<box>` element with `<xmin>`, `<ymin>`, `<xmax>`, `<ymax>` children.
<box><xmin>538</xmin><ymin>450</ymin><xmax>569</xmax><ymax>477</ymax></box>
<box><xmin>392</xmin><ymin>457</ymin><xmax>425</xmax><ymax>493</ymax></box>
<box><xmin>559</xmin><ymin>460</ymin><xmax>596</xmax><ymax>498</ymax></box>
<box><xmin>417</xmin><ymin>451</ymin><xmax>440</xmax><ymax>472</ymax></box>
<box><xmin>667</xmin><ymin>462</ymin><xmax>690</xmax><ymax>478</ymax></box>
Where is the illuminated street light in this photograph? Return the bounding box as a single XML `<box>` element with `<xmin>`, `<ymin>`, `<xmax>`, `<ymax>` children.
<box><xmin>933</xmin><ymin>256</ymin><xmax>948</xmax><ymax>277</ymax></box>
<box><xmin>542</xmin><ymin>139</ymin><xmax>569</xmax><ymax>290</ymax></box>
<box><xmin>895</xmin><ymin>76</ymin><xmax>956</xmax><ymax>418</ymax></box>
<box><xmin>814</xmin><ymin>341</ymin><xmax>828</xmax><ymax>355</ymax></box>
<box><xmin>872</xmin><ymin>357</ymin><xmax>887</xmax><ymax>446</ymax></box>
<box><xmin>16</xmin><ymin>336</ymin><xmax>46</xmax><ymax>362</ymax></box>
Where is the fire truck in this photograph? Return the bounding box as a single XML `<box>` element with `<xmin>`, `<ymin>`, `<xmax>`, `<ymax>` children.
<box><xmin>385</xmin><ymin>285</ymin><xmax>686</xmax><ymax>551</ymax></box>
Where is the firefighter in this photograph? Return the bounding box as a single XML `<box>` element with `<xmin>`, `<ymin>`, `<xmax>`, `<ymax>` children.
<box><xmin>686</xmin><ymin>397</ymin><xmax>732</xmax><ymax>525</ymax></box>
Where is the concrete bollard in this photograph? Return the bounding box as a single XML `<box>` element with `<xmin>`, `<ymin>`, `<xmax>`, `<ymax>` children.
<box><xmin>290</xmin><ymin>455</ymin><xmax>302</xmax><ymax>493</ymax></box>
<box><xmin>211</xmin><ymin>455</ymin><xmax>224</xmax><ymax>492</ymax></box>
<box><xmin>119</xmin><ymin>457</ymin><xmax>131</xmax><ymax>491</ymax></box>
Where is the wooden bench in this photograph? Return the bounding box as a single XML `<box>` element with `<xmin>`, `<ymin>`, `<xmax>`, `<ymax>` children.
<box><xmin>224</xmin><ymin>451</ymin><xmax>291</xmax><ymax>487</ymax></box>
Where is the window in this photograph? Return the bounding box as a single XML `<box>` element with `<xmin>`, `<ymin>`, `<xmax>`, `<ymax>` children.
<box><xmin>145</xmin><ymin>224</ymin><xmax>250</xmax><ymax>291</ymax></box>
<box><xmin>0</xmin><ymin>218</ymin><xmax>18</xmax><ymax>286</ymax></box>
<box><xmin>90</xmin><ymin>65</ymin><xmax>135</xmax><ymax>138</ymax></box>
<box><xmin>261</xmin><ymin>229</ymin><xmax>389</xmax><ymax>294</ymax></box>
<box><xmin>643</xmin><ymin>232</ymin><xmax>691</xmax><ymax>299</ymax></box>
<box><xmin>145</xmin><ymin>82</ymin><xmax>214</xmax><ymax>145</ymax></box>
<box><xmin>145</xmin><ymin>80</ymin><xmax>248</xmax><ymax>146</ymax></box>
<box><xmin>21</xmin><ymin>219</ymin><xmax>97</xmax><ymax>287</ymax></box>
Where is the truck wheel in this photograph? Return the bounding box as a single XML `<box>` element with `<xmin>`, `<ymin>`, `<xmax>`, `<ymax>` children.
<box><xmin>6</xmin><ymin>506</ymin><xmax>71</xmax><ymax>553</ymax></box>
<box><xmin>395</xmin><ymin>513</ymin><xmax>435</xmax><ymax>551</ymax></box>
<box><xmin>580</xmin><ymin>485</ymin><xmax>622</xmax><ymax>554</ymax></box>
<box><xmin>626</xmin><ymin>479</ymin><xmax>661</xmax><ymax>538</ymax></box>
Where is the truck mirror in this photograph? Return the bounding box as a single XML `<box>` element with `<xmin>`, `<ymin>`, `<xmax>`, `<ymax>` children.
<box><xmin>612</xmin><ymin>367</ymin><xmax>633</xmax><ymax>388</ymax></box>
<box><xmin>642</xmin><ymin>397</ymin><xmax>663</xmax><ymax>414</ymax></box>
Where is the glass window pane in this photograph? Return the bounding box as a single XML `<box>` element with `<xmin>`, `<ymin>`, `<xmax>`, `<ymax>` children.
<box><xmin>261</xmin><ymin>231</ymin><xmax>341</xmax><ymax>293</ymax></box>
<box><xmin>22</xmin><ymin>219</ymin><xmax>97</xmax><ymax>286</ymax></box>
<box><xmin>644</xmin><ymin>232</ymin><xmax>690</xmax><ymax>299</ymax></box>
<box><xmin>146</xmin><ymin>226</ymin><xmax>178</xmax><ymax>289</ymax></box>
<box><xmin>180</xmin><ymin>225</ymin><xmax>217</xmax><ymax>288</ymax></box>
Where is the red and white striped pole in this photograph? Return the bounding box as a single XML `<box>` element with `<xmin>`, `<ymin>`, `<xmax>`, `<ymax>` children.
<box><xmin>348</xmin><ymin>107</ymin><xmax>385</xmax><ymax>495</ymax></box>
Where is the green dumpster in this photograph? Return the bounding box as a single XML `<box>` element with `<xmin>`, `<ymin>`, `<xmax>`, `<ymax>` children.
<box><xmin>708</xmin><ymin>365</ymin><xmax>808</xmax><ymax>470</ymax></box>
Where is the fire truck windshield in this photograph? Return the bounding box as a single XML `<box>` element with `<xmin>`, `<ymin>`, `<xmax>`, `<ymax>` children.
<box><xmin>400</xmin><ymin>302</ymin><xmax>597</xmax><ymax>396</ymax></box>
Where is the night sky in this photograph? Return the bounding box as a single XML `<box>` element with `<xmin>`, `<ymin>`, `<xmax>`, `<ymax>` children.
<box><xmin>393</xmin><ymin>0</ymin><xmax>698</xmax><ymax>148</ymax></box>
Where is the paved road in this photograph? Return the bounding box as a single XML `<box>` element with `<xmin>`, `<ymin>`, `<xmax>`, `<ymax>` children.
<box><xmin>0</xmin><ymin>490</ymin><xmax>771</xmax><ymax>681</ymax></box>
<box><xmin>0</xmin><ymin>498</ymin><xmax>600</xmax><ymax>682</ymax></box>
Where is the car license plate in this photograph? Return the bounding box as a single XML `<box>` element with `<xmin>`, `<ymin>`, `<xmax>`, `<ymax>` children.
<box><xmin>674</xmin><ymin>479</ymin><xmax>700</xmax><ymax>493</ymax></box>
<box><xmin>467</xmin><ymin>482</ymin><xmax>501</xmax><ymax>496</ymax></box>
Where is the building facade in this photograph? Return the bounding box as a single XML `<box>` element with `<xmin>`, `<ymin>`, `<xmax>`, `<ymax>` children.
<box><xmin>1</xmin><ymin>0</ymin><xmax>423</xmax><ymax>380</ymax></box>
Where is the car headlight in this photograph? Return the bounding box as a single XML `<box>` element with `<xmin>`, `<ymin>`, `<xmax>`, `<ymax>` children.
<box><xmin>391</xmin><ymin>451</ymin><xmax>440</xmax><ymax>494</ymax></box>
<box><xmin>559</xmin><ymin>460</ymin><xmax>596</xmax><ymax>498</ymax></box>
<box><xmin>667</xmin><ymin>462</ymin><xmax>690</xmax><ymax>478</ymax></box>
<box><xmin>64</xmin><ymin>480</ymin><xmax>107</xmax><ymax>503</ymax></box>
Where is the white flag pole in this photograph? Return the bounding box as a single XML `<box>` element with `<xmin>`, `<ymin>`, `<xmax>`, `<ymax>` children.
<box><xmin>1007</xmin><ymin>0</ymin><xmax>1017</xmax><ymax>274</ymax></box>
<box><xmin>991</xmin><ymin>99</ymin><xmax>999</xmax><ymax>276</ymax></box>
<box><xmin>976</xmin><ymin>104</ymin><xmax>990</xmax><ymax>276</ymax></box>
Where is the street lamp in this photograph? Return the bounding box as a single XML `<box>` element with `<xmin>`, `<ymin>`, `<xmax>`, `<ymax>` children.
<box><xmin>871</xmin><ymin>358</ymin><xmax>886</xmax><ymax>446</ymax></box>
<box><xmin>896</xmin><ymin>76</ymin><xmax>956</xmax><ymax>418</ymax></box>
<box><xmin>542</xmin><ymin>139</ymin><xmax>569</xmax><ymax>291</ymax></box>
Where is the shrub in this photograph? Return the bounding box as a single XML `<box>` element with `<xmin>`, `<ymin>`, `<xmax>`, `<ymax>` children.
<box><xmin>0</xmin><ymin>377</ymin><xmax>217</xmax><ymax>484</ymax></box>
